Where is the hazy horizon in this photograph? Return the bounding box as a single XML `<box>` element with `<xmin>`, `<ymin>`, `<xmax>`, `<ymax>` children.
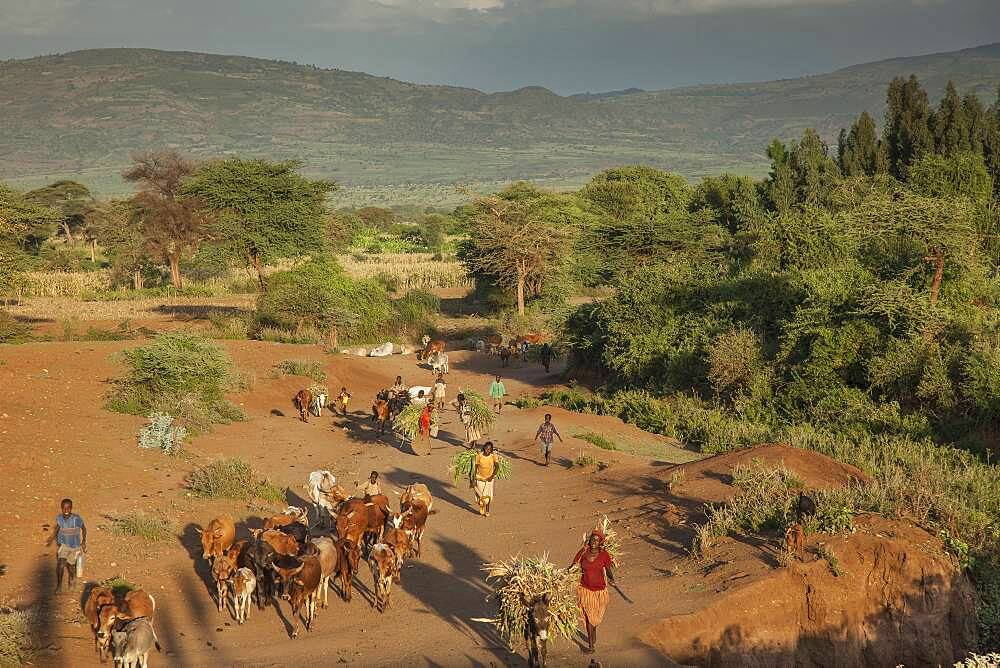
<box><xmin>1</xmin><ymin>0</ymin><xmax>997</xmax><ymax>94</ymax></box>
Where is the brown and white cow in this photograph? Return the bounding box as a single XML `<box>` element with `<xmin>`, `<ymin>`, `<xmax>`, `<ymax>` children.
<box><xmin>309</xmin><ymin>536</ymin><xmax>338</xmax><ymax>608</ymax></box>
<box><xmin>369</xmin><ymin>544</ymin><xmax>396</xmax><ymax>613</ymax></box>
<box><xmin>293</xmin><ymin>389</ymin><xmax>313</xmax><ymax>423</ymax></box>
<box><xmin>96</xmin><ymin>590</ymin><xmax>156</xmax><ymax>661</ymax></box>
<box><xmin>229</xmin><ymin>567</ymin><xmax>256</xmax><ymax>625</ymax></box>
<box><xmin>84</xmin><ymin>586</ymin><xmax>116</xmax><ymax>654</ymax></box>
<box><xmin>263</xmin><ymin>506</ymin><xmax>308</xmax><ymax>530</ymax></box>
<box><xmin>212</xmin><ymin>552</ymin><xmax>239</xmax><ymax>613</ymax></box>
<box><xmin>381</xmin><ymin>527</ymin><xmax>411</xmax><ymax>584</ymax></box>
<box><xmin>399</xmin><ymin>499</ymin><xmax>430</xmax><ymax>558</ymax></box>
<box><xmin>335</xmin><ymin>538</ymin><xmax>360</xmax><ymax>603</ymax></box>
<box><xmin>417</xmin><ymin>339</ymin><xmax>446</xmax><ymax>362</ymax></box>
<box><xmin>198</xmin><ymin>515</ymin><xmax>236</xmax><ymax>561</ymax></box>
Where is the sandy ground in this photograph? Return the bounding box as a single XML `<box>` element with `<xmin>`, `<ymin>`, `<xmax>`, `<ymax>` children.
<box><xmin>0</xmin><ymin>340</ymin><xmax>705</xmax><ymax>667</ymax></box>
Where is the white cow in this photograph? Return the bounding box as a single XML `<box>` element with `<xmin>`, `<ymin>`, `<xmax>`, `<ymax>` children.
<box><xmin>307</xmin><ymin>470</ymin><xmax>340</xmax><ymax>527</ymax></box>
<box><xmin>310</xmin><ymin>392</ymin><xmax>328</xmax><ymax>417</ymax></box>
<box><xmin>428</xmin><ymin>351</ymin><xmax>449</xmax><ymax>374</ymax></box>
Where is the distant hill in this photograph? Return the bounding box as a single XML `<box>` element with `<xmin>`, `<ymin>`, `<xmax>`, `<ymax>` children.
<box><xmin>2</xmin><ymin>44</ymin><xmax>999</xmax><ymax>194</ymax></box>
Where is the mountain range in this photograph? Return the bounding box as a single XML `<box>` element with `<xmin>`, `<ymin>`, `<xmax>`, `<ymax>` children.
<box><xmin>2</xmin><ymin>43</ymin><xmax>999</xmax><ymax>195</ymax></box>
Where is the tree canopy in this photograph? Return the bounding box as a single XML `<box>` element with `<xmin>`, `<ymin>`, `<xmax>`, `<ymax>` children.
<box><xmin>182</xmin><ymin>159</ymin><xmax>336</xmax><ymax>290</ymax></box>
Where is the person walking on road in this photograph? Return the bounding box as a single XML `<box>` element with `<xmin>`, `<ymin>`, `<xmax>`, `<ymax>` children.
<box><xmin>540</xmin><ymin>343</ymin><xmax>554</xmax><ymax>374</ymax></box>
<box><xmin>433</xmin><ymin>375</ymin><xmax>447</xmax><ymax>411</ymax></box>
<box><xmin>46</xmin><ymin>498</ymin><xmax>86</xmax><ymax>592</ymax></box>
<box><xmin>489</xmin><ymin>375</ymin><xmax>506</xmax><ymax>414</ymax></box>
<box><xmin>535</xmin><ymin>413</ymin><xmax>563</xmax><ymax>466</ymax></box>
<box><xmin>469</xmin><ymin>442</ymin><xmax>499</xmax><ymax>517</ymax></box>
<box><xmin>571</xmin><ymin>529</ymin><xmax>616</xmax><ymax>654</ymax></box>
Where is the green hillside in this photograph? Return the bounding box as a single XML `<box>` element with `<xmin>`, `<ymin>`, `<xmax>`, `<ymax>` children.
<box><xmin>1</xmin><ymin>43</ymin><xmax>999</xmax><ymax>194</ymax></box>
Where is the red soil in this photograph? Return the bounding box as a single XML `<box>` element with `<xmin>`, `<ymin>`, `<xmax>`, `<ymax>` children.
<box><xmin>0</xmin><ymin>339</ymin><xmax>974</xmax><ymax>666</ymax></box>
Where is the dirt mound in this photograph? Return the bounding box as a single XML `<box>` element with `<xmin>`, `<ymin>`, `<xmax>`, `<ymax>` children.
<box><xmin>641</xmin><ymin>515</ymin><xmax>975</xmax><ymax>666</ymax></box>
<box><xmin>636</xmin><ymin>444</ymin><xmax>974</xmax><ymax>666</ymax></box>
<box><xmin>659</xmin><ymin>443</ymin><xmax>870</xmax><ymax>505</ymax></box>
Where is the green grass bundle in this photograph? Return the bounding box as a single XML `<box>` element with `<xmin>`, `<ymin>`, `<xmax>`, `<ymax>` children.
<box><xmin>484</xmin><ymin>555</ymin><xmax>579</xmax><ymax>648</ymax></box>
<box><xmin>581</xmin><ymin>515</ymin><xmax>624</xmax><ymax>567</ymax></box>
<box><xmin>394</xmin><ymin>403</ymin><xmax>444</xmax><ymax>441</ymax></box>
<box><xmin>449</xmin><ymin>449</ymin><xmax>512</xmax><ymax>485</ymax></box>
<box><xmin>463</xmin><ymin>390</ymin><xmax>496</xmax><ymax>433</ymax></box>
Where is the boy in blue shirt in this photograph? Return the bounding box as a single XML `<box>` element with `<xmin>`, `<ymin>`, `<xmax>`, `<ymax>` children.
<box><xmin>46</xmin><ymin>498</ymin><xmax>86</xmax><ymax>592</ymax></box>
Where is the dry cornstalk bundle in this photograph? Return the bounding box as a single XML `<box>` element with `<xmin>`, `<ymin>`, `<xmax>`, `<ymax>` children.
<box><xmin>483</xmin><ymin>554</ymin><xmax>579</xmax><ymax>647</ymax></box>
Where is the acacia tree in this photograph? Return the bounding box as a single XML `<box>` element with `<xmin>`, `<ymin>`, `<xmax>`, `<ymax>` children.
<box><xmin>87</xmin><ymin>200</ymin><xmax>150</xmax><ymax>290</ymax></box>
<box><xmin>24</xmin><ymin>180</ymin><xmax>94</xmax><ymax>245</ymax></box>
<box><xmin>463</xmin><ymin>186</ymin><xmax>577</xmax><ymax>315</ymax></box>
<box><xmin>123</xmin><ymin>150</ymin><xmax>206</xmax><ymax>289</ymax></box>
<box><xmin>0</xmin><ymin>185</ymin><xmax>61</xmax><ymax>299</ymax></box>
<box><xmin>182</xmin><ymin>159</ymin><xmax>336</xmax><ymax>291</ymax></box>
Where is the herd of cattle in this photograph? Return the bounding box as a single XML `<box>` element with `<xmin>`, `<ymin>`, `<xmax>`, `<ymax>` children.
<box><xmin>80</xmin><ymin>473</ymin><xmax>432</xmax><ymax>665</ymax></box>
<box><xmin>201</xmin><ymin>472</ymin><xmax>432</xmax><ymax>637</ymax></box>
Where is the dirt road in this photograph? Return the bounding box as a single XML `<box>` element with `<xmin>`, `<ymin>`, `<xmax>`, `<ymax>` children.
<box><xmin>0</xmin><ymin>341</ymin><xmax>698</xmax><ymax>667</ymax></box>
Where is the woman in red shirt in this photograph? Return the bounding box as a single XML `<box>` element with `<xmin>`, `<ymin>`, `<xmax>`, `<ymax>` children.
<box><xmin>415</xmin><ymin>403</ymin><xmax>433</xmax><ymax>455</ymax></box>
<box><xmin>571</xmin><ymin>530</ymin><xmax>615</xmax><ymax>654</ymax></box>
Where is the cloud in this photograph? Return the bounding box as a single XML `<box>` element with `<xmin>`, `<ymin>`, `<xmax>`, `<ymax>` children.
<box><xmin>305</xmin><ymin>0</ymin><xmax>865</xmax><ymax>31</ymax></box>
<box><xmin>0</xmin><ymin>0</ymin><xmax>81</xmax><ymax>34</ymax></box>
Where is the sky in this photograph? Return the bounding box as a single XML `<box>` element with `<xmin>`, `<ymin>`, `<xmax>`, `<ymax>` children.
<box><xmin>0</xmin><ymin>0</ymin><xmax>998</xmax><ymax>93</ymax></box>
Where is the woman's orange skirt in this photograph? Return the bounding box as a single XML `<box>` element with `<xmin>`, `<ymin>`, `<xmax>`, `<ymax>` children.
<box><xmin>577</xmin><ymin>584</ymin><xmax>609</xmax><ymax>627</ymax></box>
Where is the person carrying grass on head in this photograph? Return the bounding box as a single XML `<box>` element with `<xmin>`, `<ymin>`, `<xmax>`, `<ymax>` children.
<box><xmin>46</xmin><ymin>498</ymin><xmax>86</xmax><ymax>592</ymax></box>
<box><xmin>570</xmin><ymin>529</ymin><xmax>616</xmax><ymax>654</ymax></box>
<box><xmin>469</xmin><ymin>441</ymin><xmax>498</xmax><ymax>517</ymax></box>
<box><xmin>489</xmin><ymin>375</ymin><xmax>506</xmax><ymax>414</ymax></box>
<box><xmin>415</xmin><ymin>403</ymin><xmax>433</xmax><ymax>455</ymax></box>
<box><xmin>535</xmin><ymin>413</ymin><xmax>563</xmax><ymax>466</ymax></box>
<box><xmin>336</xmin><ymin>386</ymin><xmax>352</xmax><ymax>416</ymax></box>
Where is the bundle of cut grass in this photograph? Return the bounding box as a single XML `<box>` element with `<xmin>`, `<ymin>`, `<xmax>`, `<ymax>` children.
<box><xmin>449</xmin><ymin>449</ymin><xmax>512</xmax><ymax>485</ymax></box>
<box><xmin>463</xmin><ymin>390</ymin><xmax>496</xmax><ymax>433</ymax></box>
<box><xmin>393</xmin><ymin>403</ymin><xmax>440</xmax><ymax>440</ymax></box>
<box><xmin>581</xmin><ymin>515</ymin><xmax>624</xmax><ymax>567</ymax></box>
<box><xmin>484</xmin><ymin>555</ymin><xmax>579</xmax><ymax>647</ymax></box>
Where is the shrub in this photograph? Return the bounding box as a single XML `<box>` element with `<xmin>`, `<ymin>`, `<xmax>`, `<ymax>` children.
<box><xmin>273</xmin><ymin>359</ymin><xmax>326</xmax><ymax>382</ymax></box>
<box><xmin>106</xmin><ymin>332</ymin><xmax>244</xmax><ymax>431</ymax></box>
<box><xmin>574</xmin><ymin>454</ymin><xmax>598</xmax><ymax>468</ymax></box>
<box><xmin>0</xmin><ymin>606</ymin><xmax>38</xmax><ymax>668</ymax></box>
<box><xmin>110</xmin><ymin>513</ymin><xmax>174</xmax><ymax>541</ymax></box>
<box><xmin>208</xmin><ymin>311</ymin><xmax>253</xmax><ymax>340</ymax></box>
<box><xmin>137</xmin><ymin>413</ymin><xmax>186</xmax><ymax>455</ymax></box>
<box><xmin>257</xmin><ymin>257</ymin><xmax>400</xmax><ymax>344</ymax></box>
<box><xmin>0</xmin><ymin>311</ymin><xmax>31</xmax><ymax>344</ymax></box>
<box><xmin>257</xmin><ymin>325</ymin><xmax>325</xmax><ymax>344</ymax></box>
<box><xmin>817</xmin><ymin>545</ymin><xmax>843</xmax><ymax>577</ymax></box>
<box><xmin>574</xmin><ymin>431</ymin><xmax>617</xmax><ymax>451</ymax></box>
<box><xmin>187</xmin><ymin>458</ymin><xmax>285</xmax><ymax>503</ymax></box>
<box><xmin>513</xmin><ymin>394</ymin><xmax>541</xmax><ymax>409</ymax></box>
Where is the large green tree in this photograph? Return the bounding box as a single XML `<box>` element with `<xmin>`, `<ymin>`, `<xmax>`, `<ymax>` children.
<box><xmin>24</xmin><ymin>180</ymin><xmax>94</xmax><ymax>245</ymax></box>
<box><xmin>838</xmin><ymin>112</ymin><xmax>888</xmax><ymax>178</ymax></box>
<box><xmin>884</xmin><ymin>76</ymin><xmax>934</xmax><ymax>179</ymax></box>
<box><xmin>461</xmin><ymin>184</ymin><xmax>581</xmax><ymax>315</ymax></box>
<box><xmin>183</xmin><ymin>159</ymin><xmax>336</xmax><ymax>290</ymax></box>
<box><xmin>0</xmin><ymin>184</ymin><xmax>61</xmax><ymax>297</ymax></box>
<box><xmin>931</xmin><ymin>81</ymin><xmax>971</xmax><ymax>156</ymax></box>
<box><xmin>87</xmin><ymin>199</ymin><xmax>151</xmax><ymax>290</ymax></box>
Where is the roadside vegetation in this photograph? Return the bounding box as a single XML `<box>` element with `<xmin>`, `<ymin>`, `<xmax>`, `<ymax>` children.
<box><xmin>106</xmin><ymin>332</ymin><xmax>246</xmax><ymax>432</ymax></box>
<box><xmin>187</xmin><ymin>458</ymin><xmax>285</xmax><ymax>503</ymax></box>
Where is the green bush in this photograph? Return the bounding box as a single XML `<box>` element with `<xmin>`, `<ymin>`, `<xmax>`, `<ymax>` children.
<box><xmin>106</xmin><ymin>332</ymin><xmax>244</xmax><ymax>431</ymax></box>
<box><xmin>0</xmin><ymin>311</ymin><xmax>31</xmax><ymax>344</ymax></box>
<box><xmin>110</xmin><ymin>513</ymin><xmax>174</xmax><ymax>541</ymax></box>
<box><xmin>273</xmin><ymin>359</ymin><xmax>326</xmax><ymax>382</ymax></box>
<box><xmin>0</xmin><ymin>606</ymin><xmax>38</xmax><ymax>668</ymax></box>
<box><xmin>574</xmin><ymin>431</ymin><xmax>617</xmax><ymax>451</ymax></box>
<box><xmin>187</xmin><ymin>458</ymin><xmax>285</xmax><ymax>503</ymax></box>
